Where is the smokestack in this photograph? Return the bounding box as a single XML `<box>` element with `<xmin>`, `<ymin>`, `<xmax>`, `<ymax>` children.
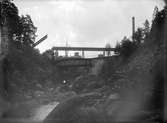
<box><xmin>132</xmin><ymin>17</ymin><xmax>135</xmax><ymax>41</ymax></box>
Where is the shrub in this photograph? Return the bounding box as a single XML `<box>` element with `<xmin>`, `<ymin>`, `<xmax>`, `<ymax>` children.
<box><xmin>115</xmin><ymin>37</ymin><xmax>138</xmax><ymax>58</ymax></box>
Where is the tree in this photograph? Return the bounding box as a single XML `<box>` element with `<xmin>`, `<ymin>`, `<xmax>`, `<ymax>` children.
<box><xmin>43</xmin><ymin>49</ymin><xmax>55</xmax><ymax>60</ymax></box>
<box><xmin>143</xmin><ymin>20</ymin><xmax>150</xmax><ymax>38</ymax></box>
<box><xmin>18</xmin><ymin>15</ymin><xmax>37</xmax><ymax>46</ymax></box>
<box><xmin>133</xmin><ymin>28</ymin><xmax>144</xmax><ymax>44</ymax></box>
<box><xmin>115</xmin><ymin>37</ymin><xmax>137</xmax><ymax>58</ymax></box>
<box><xmin>132</xmin><ymin>20</ymin><xmax>150</xmax><ymax>45</ymax></box>
<box><xmin>1</xmin><ymin>0</ymin><xmax>20</xmax><ymax>40</ymax></box>
<box><xmin>1</xmin><ymin>0</ymin><xmax>37</xmax><ymax>49</ymax></box>
<box><xmin>152</xmin><ymin>6</ymin><xmax>159</xmax><ymax>21</ymax></box>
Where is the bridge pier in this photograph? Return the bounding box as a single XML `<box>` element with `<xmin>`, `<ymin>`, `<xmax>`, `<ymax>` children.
<box><xmin>54</xmin><ymin>50</ymin><xmax>59</xmax><ymax>57</ymax></box>
<box><xmin>65</xmin><ymin>50</ymin><xmax>68</xmax><ymax>57</ymax></box>
<box><xmin>82</xmin><ymin>50</ymin><xmax>85</xmax><ymax>58</ymax></box>
<box><xmin>103</xmin><ymin>51</ymin><xmax>105</xmax><ymax>56</ymax></box>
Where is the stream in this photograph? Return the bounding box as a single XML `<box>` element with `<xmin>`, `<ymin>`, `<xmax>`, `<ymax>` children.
<box><xmin>31</xmin><ymin>101</ymin><xmax>59</xmax><ymax>122</ymax></box>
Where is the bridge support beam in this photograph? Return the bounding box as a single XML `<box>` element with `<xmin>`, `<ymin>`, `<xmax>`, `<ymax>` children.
<box><xmin>54</xmin><ymin>50</ymin><xmax>59</xmax><ymax>58</ymax></box>
<box><xmin>65</xmin><ymin>50</ymin><xmax>68</xmax><ymax>57</ymax></box>
<box><xmin>103</xmin><ymin>51</ymin><xmax>105</xmax><ymax>56</ymax></box>
<box><xmin>82</xmin><ymin>50</ymin><xmax>85</xmax><ymax>58</ymax></box>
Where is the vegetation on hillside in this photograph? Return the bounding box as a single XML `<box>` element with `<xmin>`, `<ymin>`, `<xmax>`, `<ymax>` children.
<box><xmin>0</xmin><ymin>0</ymin><xmax>59</xmax><ymax>104</ymax></box>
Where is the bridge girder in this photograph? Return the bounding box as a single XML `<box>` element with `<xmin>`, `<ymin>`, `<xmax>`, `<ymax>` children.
<box><xmin>54</xmin><ymin>56</ymin><xmax>113</xmax><ymax>67</ymax></box>
<box><xmin>52</xmin><ymin>47</ymin><xmax>115</xmax><ymax>51</ymax></box>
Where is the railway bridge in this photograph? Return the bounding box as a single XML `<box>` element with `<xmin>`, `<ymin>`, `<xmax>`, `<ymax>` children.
<box><xmin>52</xmin><ymin>46</ymin><xmax>115</xmax><ymax>67</ymax></box>
<box><xmin>52</xmin><ymin>46</ymin><xmax>115</xmax><ymax>58</ymax></box>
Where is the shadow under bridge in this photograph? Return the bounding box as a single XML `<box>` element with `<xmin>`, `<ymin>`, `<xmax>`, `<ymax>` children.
<box><xmin>54</xmin><ymin>57</ymin><xmax>113</xmax><ymax>67</ymax></box>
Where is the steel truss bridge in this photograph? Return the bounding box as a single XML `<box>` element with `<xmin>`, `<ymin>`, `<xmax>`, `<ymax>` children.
<box><xmin>52</xmin><ymin>47</ymin><xmax>115</xmax><ymax>67</ymax></box>
<box><xmin>52</xmin><ymin>46</ymin><xmax>115</xmax><ymax>58</ymax></box>
<box><xmin>52</xmin><ymin>46</ymin><xmax>115</xmax><ymax>67</ymax></box>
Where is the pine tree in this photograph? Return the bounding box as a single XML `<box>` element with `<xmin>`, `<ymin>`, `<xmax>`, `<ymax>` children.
<box><xmin>143</xmin><ymin>20</ymin><xmax>150</xmax><ymax>38</ymax></box>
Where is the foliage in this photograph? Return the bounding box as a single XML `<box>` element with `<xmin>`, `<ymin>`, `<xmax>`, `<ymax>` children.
<box><xmin>1</xmin><ymin>0</ymin><xmax>37</xmax><ymax>48</ymax></box>
<box><xmin>152</xmin><ymin>8</ymin><xmax>166</xmax><ymax>26</ymax></box>
<box><xmin>14</xmin><ymin>15</ymin><xmax>37</xmax><ymax>47</ymax></box>
<box><xmin>42</xmin><ymin>49</ymin><xmax>55</xmax><ymax>60</ymax></box>
<box><xmin>1</xmin><ymin>1</ymin><xmax>60</xmax><ymax>100</ymax></box>
<box><xmin>133</xmin><ymin>28</ymin><xmax>144</xmax><ymax>44</ymax></box>
<box><xmin>148</xmin><ymin>7</ymin><xmax>166</xmax><ymax>46</ymax></box>
<box><xmin>115</xmin><ymin>37</ymin><xmax>138</xmax><ymax>58</ymax></box>
<box><xmin>143</xmin><ymin>19</ymin><xmax>150</xmax><ymax>38</ymax></box>
<box><xmin>132</xmin><ymin>20</ymin><xmax>150</xmax><ymax>45</ymax></box>
<box><xmin>0</xmin><ymin>0</ymin><xmax>20</xmax><ymax>38</ymax></box>
<box><xmin>152</xmin><ymin>6</ymin><xmax>159</xmax><ymax>21</ymax></box>
<box><xmin>115</xmin><ymin>19</ymin><xmax>151</xmax><ymax>58</ymax></box>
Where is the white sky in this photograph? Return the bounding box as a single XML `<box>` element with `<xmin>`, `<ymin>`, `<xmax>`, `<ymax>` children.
<box><xmin>14</xmin><ymin>0</ymin><xmax>164</xmax><ymax>57</ymax></box>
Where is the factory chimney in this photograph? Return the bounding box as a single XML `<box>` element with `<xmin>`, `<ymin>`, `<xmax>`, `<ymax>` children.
<box><xmin>132</xmin><ymin>16</ymin><xmax>135</xmax><ymax>41</ymax></box>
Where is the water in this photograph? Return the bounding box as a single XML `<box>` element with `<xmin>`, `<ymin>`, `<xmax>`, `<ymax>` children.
<box><xmin>31</xmin><ymin>101</ymin><xmax>59</xmax><ymax>122</ymax></box>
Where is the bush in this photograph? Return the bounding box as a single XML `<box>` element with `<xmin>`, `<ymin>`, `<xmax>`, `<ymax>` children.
<box><xmin>115</xmin><ymin>37</ymin><xmax>138</xmax><ymax>58</ymax></box>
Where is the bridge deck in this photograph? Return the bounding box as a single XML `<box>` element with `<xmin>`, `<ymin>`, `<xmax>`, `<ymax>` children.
<box><xmin>52</xmin><ymin>47</ymin><xmax>115</xmax><ymax>51</ymax></box>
